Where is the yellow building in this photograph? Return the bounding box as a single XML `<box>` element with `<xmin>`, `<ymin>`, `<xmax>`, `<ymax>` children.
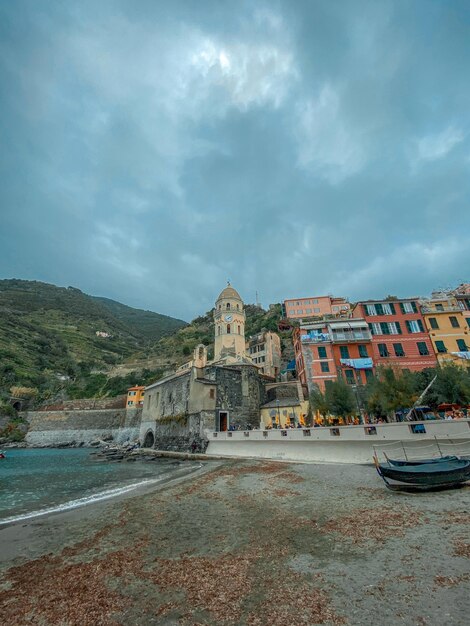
<box><xmin>246</xmin><ymin>331</ymin><xmax>282</xmax><ymax>378</ymax></box>
<box><xmin>421</xmin><ymin>295</ymin><xmax>470</xmax><ymax>367</ymax></box>
<box><xmin>127</xmin><ymin>386</ymin><xmax>145</xmax><ymax>408</ymax></box>
<box><xmin>260</xmin><ymin>398</ymin><xmax>310</xmax><ymax>429</ymax></box>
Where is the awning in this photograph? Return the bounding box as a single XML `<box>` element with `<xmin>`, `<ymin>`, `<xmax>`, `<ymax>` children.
<box><xmin>340</xmin><ymin>358</ymin><xmax>373</xmax><ymax>369</ymax></box>
<box><xmin>451</xmin><ymin>351</ymin><xmax>470</xmax><ymax>360</ymax></box>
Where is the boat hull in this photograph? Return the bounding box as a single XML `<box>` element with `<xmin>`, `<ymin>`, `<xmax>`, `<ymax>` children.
<box><xmin>378</xmin><ymin>460</ymin><xmax>470</xmax><ymax>486</ymax></box>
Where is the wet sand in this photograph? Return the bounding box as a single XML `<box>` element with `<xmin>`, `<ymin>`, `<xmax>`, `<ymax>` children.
<box><xmin>0</xmin><ymin>459</ymin><xmax>469</xmax><ymax>625</ymax></box>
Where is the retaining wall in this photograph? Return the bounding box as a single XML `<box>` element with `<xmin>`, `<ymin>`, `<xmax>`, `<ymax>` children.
<box><xmin>25</xmin><ymin>407</ymin><xmax>142</xmax><ymax>446</ymax></box>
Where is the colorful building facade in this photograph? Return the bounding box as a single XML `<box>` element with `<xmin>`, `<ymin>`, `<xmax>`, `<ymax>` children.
<box><xmin>246</xmin><ymin>331</ymin><xmax>281</xmax><ymax>378</ymax></box>
<box><xmin>283</xmin><ymin>295</ymin><xmax>350</xmax><ymax>321</ymax></box>
<box><xmin>127</xmin><ymin>386</ymin><xmax>145</xmax><ymax>408</ymax></box>
<box><xmin>353</xmin><ymin>299</ymin><xmax>437</xmax><ymax>371</ymax></box>
<box><xmin>420</xmin><ymin>294</ymin><xmax>470</xmax><ymax>367</ymax></box>
<box><xmin>294</xmin><ymin>318</ymin><xmax>374</xmax><ymax>392</ymax></box>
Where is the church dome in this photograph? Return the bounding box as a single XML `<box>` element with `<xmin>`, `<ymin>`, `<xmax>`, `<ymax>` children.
<box><xmin>216</xmin><ymin>284</ymin><xmax>243</xmax><ymax>302</ymax></box>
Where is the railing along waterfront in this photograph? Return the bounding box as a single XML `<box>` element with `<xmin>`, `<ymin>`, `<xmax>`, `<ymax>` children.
<box><xmin>209</xmin><ymin>419</ymin><xmax>470</xmax><ymax>442</ymax></box>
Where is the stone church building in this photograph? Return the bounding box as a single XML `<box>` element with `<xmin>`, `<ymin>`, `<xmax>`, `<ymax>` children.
<box><xmin>139</xmin><ymin>284</ymin><xmax>267</xmax><ymax>451</ymax></box>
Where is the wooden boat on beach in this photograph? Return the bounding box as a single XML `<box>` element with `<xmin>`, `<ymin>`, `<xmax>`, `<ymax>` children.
<box><xmin>374</xmin><ymin>453</ymin><xmax>470</xmax><ymax>491</ymax></box>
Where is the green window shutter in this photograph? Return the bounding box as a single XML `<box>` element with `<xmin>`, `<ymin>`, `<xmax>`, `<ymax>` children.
<box><xmin>368</xmin><ymin>323</ymin><xmax>374</xmax><ymax>335</ymax></box>
<box><xmin>399</xmin><ymin>302</ymin><xmax>405</xmax><ymax>314</ymax></box>
<box><xmin>417</xmin><ymin>319</ymin><xmax>424</xmax><ymax>332</ymax></box>
<box><xmin>380</xmin><ymin>322</ymin><xmax>390</xmax><ymax>335</ymax></box>
<box><xmin>411</xmin><ymin>301</ymin><xmax>418</xmax><ymax>313</ymax></box>
<box><xmin>435</xmin><ymin>340</ymin><xmax>446</xmax><ymax>353</ymax></box>
<box><xmin>340</xmin><ymin>346</ymin><xmax>350</xmax><ymax>359</ymax></box>
<box><xmin>389</xmin><ymin>303</ymin><xmax>396</xmax><ymax>314</ymax></box>
<box><xmin>393</xmin><ymin>343</ymin><xmax>405</xmax><ymax>357</ymax></box>
<box><xmin>395</xmin><ymin>321</ymin><xmax>402</xmax><ymax>334</ymax></box>
<box><xmin>457</xmin><ymin>339</ymin><xmax>467</xmax><ymax>351</ymax></box>
<box><xmin>429</xmin><ymin>318</ymin><xmax>439</xmax><ymax>330</ymax></box>
<box><xmin>321</xmin><ymin>362</ymin><xmax>330</xmax><ymax>372</ymax></box>
<box><xmin>358</xmin><ymin>345</ymin><xmax>368</xmax><ymax>358</ymax></box>
<box><xmin>405</xmin><ymin>320</ymin><xmax>411</xmax><ymax>333</ymax></box>
<box><xmin>376</xmin><ymin>303</ymin><xmax>384</xmax><ymax>315</ymax></box>
<box><xmin>318</xmin><ymin>346</ymin><xmax>327</xmax><ymax>359</ymax></box>
<box><xmin>417</xmin><ymin>342</ymin><xmax>429</xmax><ymax>356</ymax></box>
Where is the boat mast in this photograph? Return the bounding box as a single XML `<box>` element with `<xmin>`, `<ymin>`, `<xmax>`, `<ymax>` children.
<box><xmin>404</xmin><ymin>375</ymin><xmax>437</xmax><ymax>421</ymax></box>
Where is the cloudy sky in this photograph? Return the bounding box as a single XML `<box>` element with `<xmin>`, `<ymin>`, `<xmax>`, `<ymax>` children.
<box><xmin>1</xmin><ymin>0</ymin><xmax>469</xmax><ymax>321</ymax></box>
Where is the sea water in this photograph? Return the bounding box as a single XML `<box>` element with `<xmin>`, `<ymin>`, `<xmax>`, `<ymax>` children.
<box><xmin>0</xmin><ymin>448</ymin><xmax>182</xmax><ymax>524</ymax></box>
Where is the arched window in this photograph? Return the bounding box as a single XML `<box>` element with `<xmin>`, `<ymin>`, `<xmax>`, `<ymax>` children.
<box><xmin>218</xmin><ymin>326</ymin><xmax>221</xmax><ymax>335</ymax></box>
<box><xmin>238</xmin><ymin>325</ymin><xmax>241</xmax><ymax>334</ymax></box>
<box><xmin>227</xmin><ymin>324</ymin><xmax>231</xmax><ymax>334</ymax></box>
<box><xmin>227</xmin><ymin>303</ymin><xmax>231</xmax><ymax>310</ymax></box>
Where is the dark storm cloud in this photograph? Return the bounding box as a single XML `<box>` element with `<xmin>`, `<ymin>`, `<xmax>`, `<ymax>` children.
<box><xmin>1</xmin><ymin>0</ymin><xmax>469</xmax><ymax>319</ymax></box>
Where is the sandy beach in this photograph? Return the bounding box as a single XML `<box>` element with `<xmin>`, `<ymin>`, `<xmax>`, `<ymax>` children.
<box><xmin>0</xmin><ymin>459</ymin><xmax>469</xmax><ymax>625</ymax></box>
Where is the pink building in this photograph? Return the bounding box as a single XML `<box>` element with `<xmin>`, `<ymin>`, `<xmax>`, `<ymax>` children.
<box><xmin>283</xmin><ymin>296</ymin><xmax>350</xmax><ymax>321</ymax></box>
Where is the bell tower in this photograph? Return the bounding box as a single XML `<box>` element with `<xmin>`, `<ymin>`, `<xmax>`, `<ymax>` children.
<box><xmin>213</xmin><ymin>283</ymin><xmax>246</xmax><ymax>362</ymax></box>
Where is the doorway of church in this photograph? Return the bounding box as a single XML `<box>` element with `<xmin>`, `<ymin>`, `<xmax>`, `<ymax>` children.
<box><xmin>219</xmin><ymin>411</ymin><xmax>229</xmax><ymax>432</ymax></box>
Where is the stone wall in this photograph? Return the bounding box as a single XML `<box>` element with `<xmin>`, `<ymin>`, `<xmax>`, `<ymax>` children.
<box><xmin>206</xmin><ymin>364</ymin><xmax>266</xmax><ymax>429</ymax></box>
<box><xmin>140</xmin><ymin>410</ymin><xmax>213</xmax><ymax>453</ymax></box>
<box><xmin>25</xmin><ymin>407</ymin><xmax>142</xmax><ymax>446</ymax></box>
<box><xmin>39</xmin><ymin>396</ymin><xmax>126</xmax><ymax>411</ymax></box>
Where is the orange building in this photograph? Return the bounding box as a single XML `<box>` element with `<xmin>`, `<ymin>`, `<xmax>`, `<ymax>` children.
<box><xmin>294</xmin><ymin>318</ymin><xmax>374</xmax><ymax>392</ymax></box>
<box><xmin>283</xmin><ymin>295</ymin><xmax>350</xmax><ymax>321</ymax></box>
<box><xmin>127</xmin><ymin>386</ymin><xmax>145</xmax><ymax>408</ymax></box>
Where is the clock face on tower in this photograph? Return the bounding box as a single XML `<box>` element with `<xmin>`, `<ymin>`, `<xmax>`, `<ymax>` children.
<box><xmin>224</xmin><ymin>314</ymin><xmax>233</xmax><ymax>322</ymax></box>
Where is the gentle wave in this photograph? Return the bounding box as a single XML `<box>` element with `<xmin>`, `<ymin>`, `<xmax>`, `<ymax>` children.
<box><xmin>0</xmin><ymin>477</ymin><xmax>165</xmax><ymax>526</ymax></box>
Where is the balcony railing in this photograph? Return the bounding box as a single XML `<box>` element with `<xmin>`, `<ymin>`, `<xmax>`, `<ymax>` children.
<box><xmin>421</xmin><ymin>305</ymin><xmax>462</xmax><ymax>313</ymax></box>
<box><xmin>331</xmin><ymin>330</ymin><xmax>372</xmax><ymax>342</ymax></box>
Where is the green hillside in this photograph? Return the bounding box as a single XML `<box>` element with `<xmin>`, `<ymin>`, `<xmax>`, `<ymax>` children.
<box><xmin>92</xmin><ymin>296</ymin><xmax>186</xmax><ymax>340</ymax></box>
<box><xmin>0</xmin><ymin>279</ymin><xmax>186</xmax><ymax>402</ymax></box>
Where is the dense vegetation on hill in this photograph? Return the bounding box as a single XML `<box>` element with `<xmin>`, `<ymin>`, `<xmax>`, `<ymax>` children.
<box><xmin>0</xmin><ymin>279</ymin><xmax>186</xmax><ymax>404</ymax></box>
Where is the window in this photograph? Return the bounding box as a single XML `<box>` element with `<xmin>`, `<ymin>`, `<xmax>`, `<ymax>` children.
<box><xmin>340</xmin><ymin>346</ymin><xmax>350</xmax><ymax>359</ymax></box>
<box><xmin>365</xmin><ymin>426</ymin><xmax>377</xmax><ymax>435</ymax></box>
<box><xmin>306</xmin><ymin>309</ymin><xmax>312</xmax><ymax>314</ymax></box>
<box><xmin>318</xmin><ymin>346</ymin><xmax>327</xmax><ymax>359</ymax></box>
<box><xmin>406</xmin><ymin>319</ymin><xmax>424</xmax><ymax>333</ymax></box>
<box><xmin>127</xmin><ymin>400</ymin><xmax>134</xmax><ymax>406</ymax></box>
<box><xmin>436</xmin><ymin>304</ymin><xmax>444</xmax><ymax>311</ymax></box>
<box><xmin>380</xmin><ymin>322</ymin><xmax>390</xmax><ymax>335</ymax></box>
<box><xmin>227</xmin><ymin>303</ymin><xmax>230</xmax><ymax>309</ymax></box>
<box><xmin>358</xmin><ymin>345</ymin><xmax>368</xmax><ymax>358</ymax></box>
<box><xmin>365</xmin><ymin>369</ymin><xmax>374</xmax><ymax>381</ymax></box>
<box><xmin>321</xmin><ymin>362</ymin><xmax>330</xmax><ymax>372</ymax></box>
<box><xmin>218</xmin><ymin>326</ymin><xmax>221</xmax><ymax>335</ymax></box>
<box><xmin>467</xmin><ymin>319</ymin><xmax>470</xmax><ymax>328</ymax></box>
<box><xmin>366</xmin><ymin>304</ymin><xmax>376</xmax><ymax>316</ymax></box>
<box><xmin>417</xmin><ymin>342</ymin><xmax>429</xmax><ymax>356</ymax></box>
<box><xmin>449</xmin><ymin>316</ymin><xmax>460</xmax><ymax>328</ymax></box>
<box><xmin>304</xmin><ymin>300</ymin><xmax>310</xmax><ymax>304</ymax></box>
<box><xmin>375</xmin><ymin>303</ymin><xmax>384</xmax><ymax>315</ymax></box>
<box><xmin>297</xmin><ymin>309</ymin><xmax>303</xmax><ymax>314</ymax></box>
<box><xmin>369</xmin><ymin>322</ymin><xmax>381</xmax><ymax>335</ymax></box>
<box><xmin>344</xmin><ymin>369</ymin><xmax>355</xmax><ymax>384</ymax></box>
<box><xmin>227</xmin><ymin>324</ymin><xmax>231</xmax><ymax>334</ymax></box>
<box><xmin>457</xmin><ymin>339</ymin><xmax>468</xmax><ymax>351</ymax></box>
<box><xmin>209</xmin><ymin>388</ymin><xmax>215</xmax><ymax>399</ymax></box>
<box><xmin>400</xmin><ymin>301</ymin><xmax>417</xmax><ymax>314</ymax></box>
<box><xmin>429</xmin><ymin>318</ymin><xmax>439</xmax><ymax>330</ymax></box>
<box><xmin>393</xmin><ymin>343</ymin><xmax>405</xmax><ymax>357</ymax></box>
<box><xmin>313</xmin><ymin>299</ymin><xmax>318</xmax><ymax>304</ymax></box>
<box><xmin>378</xmin><ymin>343</ymin><xmax>390</xmax><ymax>357</ymax></box>
<box><xmin>238</xmin><ymin>325</ymin><xmax>241</xmax><ymax>334</ymax></box>
<box><xmin>435</xmin><ymin>340</ymin><xmax>447</xmax><ymax>353</ymax></box>
<box><xmin>314</xmin><ymin>308</ymin><xmax>320</xmax><ymax>313</ymax></box>
<box><xmin>332</xmin><ymin>306</ymin><xmax>338</xmax><ymax>311</ymax></box>
<box><xmin>382</xmin><ymin>303</ymin><xmax>396</xmax><ymax>315</ymax></box>
<box><xmin>389</xmin><ymin>322</ymin><xmax>402</xmax><ymax>335</ymax></box>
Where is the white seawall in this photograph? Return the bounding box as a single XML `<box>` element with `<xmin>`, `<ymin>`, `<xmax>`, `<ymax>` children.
<box><xmin>206</xmin><ymin>419</ymin><xmax>470</xmax><ymax>464</ymax></box>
